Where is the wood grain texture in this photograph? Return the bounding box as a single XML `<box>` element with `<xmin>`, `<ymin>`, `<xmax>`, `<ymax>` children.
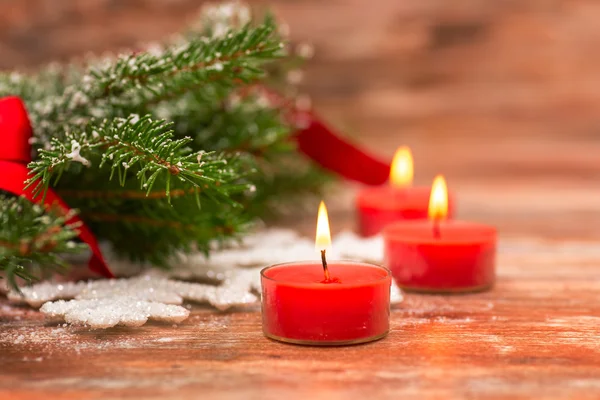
<box><xmin>2</xmin><ymin>184</ymin><xmax>600</xmax><ymax>400</ymax></box>
<box><xmin>2</xmin><ymin>1</ymin><xmax>600</xmax><ymax>398</ymax></box>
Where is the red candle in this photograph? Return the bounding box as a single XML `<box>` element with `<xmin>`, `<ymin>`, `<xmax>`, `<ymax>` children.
<box><xmin>261</xmin><ymin>202</ymin><xmax>391</xmax><ymax>345</ymax></box>
<box><xmin>384</xmin><ymin>175</ymin><xmax>496</xmax><ymax>293</ymax></box>
<box><xmin>261</xmin><ymin>261</ymin><xmax>391</xmax><ymax>345</ymax></box>
<box><xmin>357</xmin><ymin>147</ymin><xmax>455</xmax><ymax>237</ymax></box>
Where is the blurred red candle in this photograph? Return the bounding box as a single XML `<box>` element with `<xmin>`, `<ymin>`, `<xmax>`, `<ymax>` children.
<box><xmin>384</xmin><ymin>175</ymin><xmax>496</xmax><ymax>293</ymax></box>
<box><xmin>261</xmin><ymin>202</ymin><xmax>391</xmax><ymax>345</ymax></box>
<box><xmin>356</xmin><ymin>147</ymin><xmax>455</xmax><ymax>237</ymax></box>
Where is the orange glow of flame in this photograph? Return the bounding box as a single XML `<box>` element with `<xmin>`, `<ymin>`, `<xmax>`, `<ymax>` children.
<box><xmin>428</xmin><ymin>175</ymin><xmax>448</xmax><ymax>221</ymax></box>
<box><xmin>389</xmin><ymin>146</ymin><xmax>414</xmax><ymax>188</ymax></box>
<box><xmin>315</xmin><ymin>201</ymin><xmax>332</xmax><ymax>252</ymax></box>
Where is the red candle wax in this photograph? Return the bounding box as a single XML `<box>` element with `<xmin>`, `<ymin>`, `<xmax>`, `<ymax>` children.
<box><xmin>383</xmin><ymin>220</ymin><xmax>496</xmax><ymax>293</ymax></box>
<box><xmin>261</xmin><ymin>261</ymin><xmax>391</xmax><ymax>345</ymax></box>
<box><xmin>356</xmin><ymin>186</ymin><xmax>455</xmax><ymax>237</ymax></box>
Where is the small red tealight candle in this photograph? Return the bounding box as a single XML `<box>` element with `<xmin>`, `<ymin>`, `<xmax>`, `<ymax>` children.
<box><xmin>384</xmin><ymin>175</ymin><xmax>496</xmax><ymax>293</ymax></box>
<box><xmin>356</xmin><ymin>147</ymin><xmax>455</xmax><ymax>237</ymax></box>
<box><xmin>261</xmin><ymin>202</ymin><xmax>391</xmax><ymax>345</ymax></box>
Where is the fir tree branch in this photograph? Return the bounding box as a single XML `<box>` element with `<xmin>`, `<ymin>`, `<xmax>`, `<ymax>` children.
<box><xmin>2</xmin><ymin>14</ymin><xmax>286</xmax><ymax>148</ymax></box>
<box><xmin>79</xmin><ymin>194</ymin><xmax>250</xmax><ymax>265</ymax></box>
<box><xmin>81</xmin><ymin>211</ymin><xmax>235</xmax><ymax>234</ymax></box>
<box><xmin>0</xmin><ymin>2</ymin><xmax>331</xmax><ymax>273</ymax></box>
<box><xmin>92</xmin><ymin>15</ymin><xmax>281</xmax><ymax>98</ymax></box>
<box><xmin>26</xmin><ymin>115</ymin><xmax>246</xmax><ymax>205</ymax></box>
<box><xmin>0</xmin><ymin>196</ymin><xmax>86</xmax><ymax>291</ymax></box>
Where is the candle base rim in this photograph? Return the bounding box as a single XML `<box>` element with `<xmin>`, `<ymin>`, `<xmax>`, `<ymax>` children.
<box><xmin>263</xmin><ymin>330</ymin><xmax>389</xmax><ymax>346</ymax></box>
<box><xmin>398</xmin><ymin>282</ymin><xmax>494</xmax><ymax>294</ymax></box>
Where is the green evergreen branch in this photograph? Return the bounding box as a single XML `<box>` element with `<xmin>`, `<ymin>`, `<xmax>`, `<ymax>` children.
<box><xmin>92</xmin><ymin>15</ymin><xmax>282</xmax><ymax>100</ymax></box>
<box><xmin>5</xmin><ymin>14</ymin><xmax>285</xmax><ymax>148</ymax></box>
<box><xmin>0</xmin><ymin>196</ymin><xmax>86</xmax><ymax>292</ymax></box>
<box><xmin>77</xmin><ymin>192</ymin><xmax>252</xmax><ymax>264</ymax></box>
<box><xmin>26</xmin><ymin>115</ymin><xmax>245</xmax><ymax>204</ymax></box>
<box><xmin>0</xmin><ymin>2</ymin><xmax>331</xmax><ymax>283</ymax></box>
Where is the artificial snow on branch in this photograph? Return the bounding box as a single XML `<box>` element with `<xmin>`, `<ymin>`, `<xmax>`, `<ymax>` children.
<box><xmin>27</xmin><ymin>115</ymin><xmax>243</xmax><ymax>204</ymax></box>
<box><xmin>0</xmin><ymin>1</ymin><xmax>329</xmax><ymax>286</ymax></box>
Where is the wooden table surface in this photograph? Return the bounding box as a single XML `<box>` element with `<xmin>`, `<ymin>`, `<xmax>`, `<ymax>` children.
<box><xmin>3</xmin><ymin>1</ymin><xmax>600</xmax><ymax>398</ymax></box>
<box><xmin>2</xmin><ymin>152</ymin><xmax>600</xmax><ymax>400</ymax></box>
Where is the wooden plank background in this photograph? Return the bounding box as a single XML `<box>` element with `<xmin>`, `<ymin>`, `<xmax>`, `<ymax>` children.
<box><xmin>2</xmin><ymin>0</ymin><xmax>600</xmax><ymax>182</ymax></box>
<box><xmin>2</xmin><ymin>1</ymin><xmax>600</xmax><ymax>399</ymax></box>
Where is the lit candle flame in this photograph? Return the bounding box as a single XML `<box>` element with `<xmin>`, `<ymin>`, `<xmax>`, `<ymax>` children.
<box><xmin>315</xmin><ymin>201</ymin><xmax>332</xmax><ymax>252</ymax></box>
<box><xmin>428</xmin><ymin>175</ymin><xmax>448</xmax><ymax>221</ymax></box>
<box><xmin>389</xmin><ymin>146</ymin><xmax>413</xmax><ymax>188</ymax></box>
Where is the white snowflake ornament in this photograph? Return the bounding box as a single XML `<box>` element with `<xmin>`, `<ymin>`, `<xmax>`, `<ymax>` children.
<box><xmin>40</xmin><ymin>297</ymin><xmax>189</xmax><ymax>328</ymax></box>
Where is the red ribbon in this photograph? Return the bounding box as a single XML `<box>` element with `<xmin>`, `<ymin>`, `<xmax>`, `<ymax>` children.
<box><xmin>257</xmin><ymin>88</ymin><xmax>391</xmax><ymax>185</ymax></box>
<box><xmin>0</xmin><ymin>96</ymin><xmax>114</xmax><ymax>278</ymax></box>
<box><xmin>294</xmin><ymin>112</ymin><xmax>390</xmax><ymax>185</ymax></box>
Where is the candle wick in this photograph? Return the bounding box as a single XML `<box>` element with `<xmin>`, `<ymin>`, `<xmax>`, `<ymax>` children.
<box><xmin>433</xmin><ymin>219</ymin><xmax>441</xmax><ymax>239</ymax></box>
<box><xmin>320</xmin><ymin>249</ymin><xmax>331</xmax><ymax>281</ymax></box>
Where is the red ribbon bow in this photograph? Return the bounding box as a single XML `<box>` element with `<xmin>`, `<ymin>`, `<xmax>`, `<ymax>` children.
<box><xmin>0</xmin><ymin>96</ymin><xmax>114</xmax><ymax>278</ymax></box>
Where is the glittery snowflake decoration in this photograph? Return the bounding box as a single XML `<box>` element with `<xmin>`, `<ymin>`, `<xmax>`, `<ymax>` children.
<box><xmin>8</xmin><ymin>229</ymin><xmax>402</xmax><ymax>328</ymax></box>
<box><xmin>41</xmin><ymin>297</ymin><xmax>189</xmax><ymax>328</ymax></box>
